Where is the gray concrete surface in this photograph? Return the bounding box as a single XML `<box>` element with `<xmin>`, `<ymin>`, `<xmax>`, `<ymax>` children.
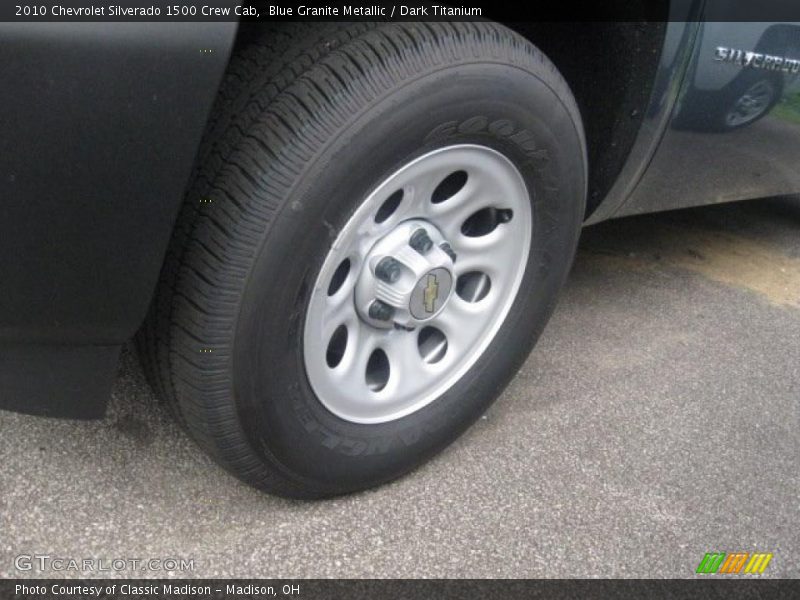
<box><xmin>2</xmin><ymin>197</ymin><xmax>799</xmax><ymax>579</ymax></box>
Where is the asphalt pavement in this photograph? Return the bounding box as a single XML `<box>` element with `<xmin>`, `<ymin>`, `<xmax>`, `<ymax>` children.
<box><xmin>2</xmin><ymin>196</ymin><xmax>798</xmax><ymax>579</ymax></box>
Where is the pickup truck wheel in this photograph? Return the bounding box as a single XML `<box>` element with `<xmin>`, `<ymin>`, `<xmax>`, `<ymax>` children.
<box><xmin>139</xmin><ymin>22</ymin><xmax>586</xmax><ymax>498</ymax></box>
<box><xmin>674</xmin><ymin>71</ymin><xmax>782</xmax><ymax>132</ymax></box>
<box><xmin>722</xmin><ymin>77</ymin><xmax>778</xmax><ymax>129</ymax></box>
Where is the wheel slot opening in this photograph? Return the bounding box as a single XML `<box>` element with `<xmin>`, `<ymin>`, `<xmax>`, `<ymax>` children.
<box><xmin>326</xmin><ymin>325</ymin><xmax>348</xmax><ymax>368</ymax></box>
<box><xmin>431</xmin><ymin>170</ymin><xmax>468</xmax><ymax>204</ymax></box>
<box><xmin>366</xmin><ymin>349</ymin><xmax>390</xmax><ymax>392</ymax></box>
<box><xmin>327</xmin><ymin>258</ymin><xmax>351</xmax><ymax>296</ymax></box>
<box><xmin>461</xmin><ymin>207</ymin><xmax>512</xmax><ymax>237</ymax></box>
<box><xmin>375</xmin><ymin>189</ymin><xmax>404</xmax><ymax>223</ymax></box>
<box><xmin>456</xmin><ymin>271</ymin><xmax>491</xmax><ymax>303</ymax></box>
<box><xmin>417</xmin><ymin>327</ymin><xmax>448</xmax><ymax>364</ymax></box>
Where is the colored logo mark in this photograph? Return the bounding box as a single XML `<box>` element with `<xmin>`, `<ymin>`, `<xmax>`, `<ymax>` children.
<box><xmin>696</xmin><ymin>552</ymin><xmax>773</xmax><ymax>574</ymax></box>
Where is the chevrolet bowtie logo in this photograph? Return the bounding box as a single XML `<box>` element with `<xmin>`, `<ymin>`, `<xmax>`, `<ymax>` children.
<box><xmin>423</xmin><ymin>273</ymin><xmax>439</xmax><ymax>313</ymax></box>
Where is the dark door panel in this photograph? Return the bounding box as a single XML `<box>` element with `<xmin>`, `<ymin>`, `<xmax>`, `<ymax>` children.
<box><xmin>0</xmin><ymin>23</ymin><xmax>237</xmax><ymax>345</ymax></box>
<box><xmin>616</xmin><ymin>14</ymin><xmax>800</xmax><ymax>217</ymax></box>
<box><xmin>0</xmin><ymin>23</ymin><xmax>236</xmax><ymax>417</ymax></box>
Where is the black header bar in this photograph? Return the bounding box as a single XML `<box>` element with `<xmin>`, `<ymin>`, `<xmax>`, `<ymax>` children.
<box><xmin>3</xmin><ymin>0</ymin><xmax>800</xmax><ymax>22</ymax></box>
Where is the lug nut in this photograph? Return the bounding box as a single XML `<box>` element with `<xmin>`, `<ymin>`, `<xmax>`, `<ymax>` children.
<box><xmin>374</xmin><ymin>257</ymin><xmax>402</xmax><ymax>283</ymax></box>
<box><xmin>368</xmin><ymin>300</ymin><xmax>395</xmax><ymax>321</ymax></box>
<box><xmin>409</xmin><ymin>228</ymin><xmax>434</xmax><ymax>254</ymax></box>
<box><xmin>439</xmin><ymin>242</ymin><xmax>457</xmax><ymax>262</ymax></box>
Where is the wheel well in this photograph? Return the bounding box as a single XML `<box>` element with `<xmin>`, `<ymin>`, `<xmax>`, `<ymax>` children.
<box><xmin>507</xmin><ymin>22</ymin><xmax>668</xmax><ymax>216</ymax></box>
<box><xmin>232</xmin><ymin>21</ymin><xmax>668</xmax><ymax>218</ymax></box>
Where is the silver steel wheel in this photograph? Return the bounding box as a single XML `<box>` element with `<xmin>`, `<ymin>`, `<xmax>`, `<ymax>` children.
<box><xmin>303</xmin><ymin>145</ymin><xmax>532</xmax><ymax>424</ymax></box>
<box><xmin>725</xmin><ymin>80</ymin><xmax>774</xmax><ymax>127</ymax></box>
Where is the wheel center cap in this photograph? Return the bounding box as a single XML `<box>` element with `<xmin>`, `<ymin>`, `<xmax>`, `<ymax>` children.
<box><xmin>409</xmin><ymin>267</ymin><xmax>453</xmax><ymax>320</ymax></box>
<box><xmin>354</xmin><ymin>219</ymin><xmax>456</xmax><ymax>329</ymax></box>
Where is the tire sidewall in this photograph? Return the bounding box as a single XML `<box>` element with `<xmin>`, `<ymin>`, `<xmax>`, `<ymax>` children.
<box><xmin>233</xmin><ymin>62</ymin><xmax>585</xmax><ymax>493</ymax></box>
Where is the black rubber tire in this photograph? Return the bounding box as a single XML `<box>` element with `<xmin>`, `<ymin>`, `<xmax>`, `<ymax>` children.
<box><xmin>138</xmin><ymin>21</ymin><xmax>587</xmax><ymax>499</ymax></box>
